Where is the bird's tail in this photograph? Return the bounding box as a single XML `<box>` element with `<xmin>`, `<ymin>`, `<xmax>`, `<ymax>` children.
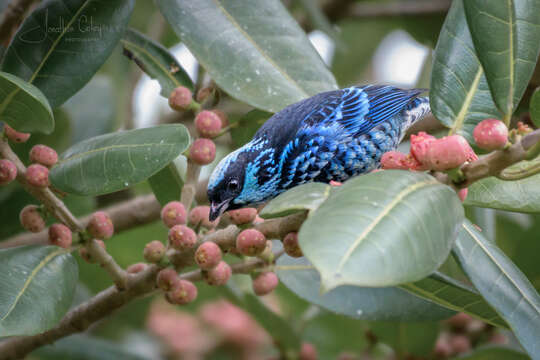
<box><xmin>401</xmin><ymin>96</ymin><xmax>431</xmax><ymax>132</ymax></box>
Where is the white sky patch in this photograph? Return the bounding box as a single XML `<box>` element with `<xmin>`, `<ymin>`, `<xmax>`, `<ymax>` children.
<box><xmin>373</xmin><ymin>30</ymin><xmax>429</xmax><ymax>87</ymax></box>
<box><xmin>308</xmin><ymin>30</ymin><xmax>335</xmax><ymax>66</ymax></box>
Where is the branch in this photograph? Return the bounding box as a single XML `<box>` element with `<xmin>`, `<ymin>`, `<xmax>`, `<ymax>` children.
<box><xmin>0</xmin><ymin>0</ymin><xmax>39</xmax><ymax>47</ymax></box>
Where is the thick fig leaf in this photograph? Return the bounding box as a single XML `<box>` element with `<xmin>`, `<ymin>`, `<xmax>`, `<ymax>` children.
<box><xmin>121</xmin><ymin>28</ymin><xmax>193</xmax><ymax>97</ymax></box>
<box><xmin>230</xmin><ymin>109</ymin><xmax>271</xmax><ymax>147</ymax></box>
<box><xmin>0</xmin><ymin>0</ymin><xmax>135</xmax><ymax>107</ymax></box>
<box><xmin>430</xmin><ymin>0</ymin><xmax>500</xmax><ymax>141</ymax></box>
<box><xmin>50</xmin><ymin>125</ymin><xmax>190</xmax><ymax>196</ymax></box>
<box><xmin>260</xmin><ymin>182</ymin><xmax>332</xmax><ymax>219</ymax></box>
<box><xmin>156</xmin><ymin>0</ymin><xmax>337</xmax><ymax>112</ymax></box>
<box><xmin>531</xmin><ymin>87</ymin><xmax>540</xmax><ymax>128</ymax></box>
<box><xmin>457</xmin><ymin>347</ymin><xmax>530</xmax><ymax>360</ymax></box>
<box><xmin>0</xmin><ymin>72</ymin><xmax>54</xmax><ymax>134</ymax></box>
<box><xmin>453</xmin><ymin>220</ymin><xmax>540</xmax><ymax>358</ymax></box>
<box><xmin>464</xmin><ymin>0</ymin><xmax>540</xmax><ymax>119</ymax></box>
<box><xmin>0</xmin><ymin>246</ymin><xmax>78</xmax><ymax>337</ymax></box>
<box><xmin>276</xmin><ymin>255</ymin><xmax>454</xmax><ymax>321</ymax></box>
<box><xmin>148</xmin><ymin>157</ymin><xmax>184</xmax><ymax>206</ymax></box>
<box><xmin>300</xmin><ymin>171</ymin><xmax>464</xmax><ymax>290</ymax></box>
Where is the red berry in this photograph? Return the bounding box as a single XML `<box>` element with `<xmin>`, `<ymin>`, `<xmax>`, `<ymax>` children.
<box><xmin>205</xmin><ymin>260</ymin><xmax>232</xmax><ymax>286</ymax></box>
<box><xmin>48</xmin><ymin>223</ymin><xmax>72</xmax><ymax>248</ymax></box>
<box><xmin>189</xmin><ymin>138</ymin><xmax>216</xmax><ymax>165</ymax></box>
<box><xmin>381</xmin><ymin>151</ymin><xmax>409</xmax><ymax>170</ymax></box>
<box><xmin>29</xmin><ymin>145</ymin><xmax>58</xmax><ymax>167</ymax></box>
<box><xmin>126</xmin><ymin>262</ymin><xmax>148</xmax><ymax>274</ymax></box>
<box><xmin>410</xmin><ymin>131</ymin><xmax>437</xmax><ymax>165</ymax></box>
<box><xmin>195</xmin><ymin>110</ymin><xmax>222</xmax><ymax>138</ymax></box>
<box><xmin>211</xmin><ymin>109</ymin><xmax>229</xmax><ymax>127</ymax></box>
<box><xmin>156</xmin><ymin>268</ymin><xmax>179</xmax><ymax>291</ymax></box>
<box><xmin>86</xmin><ymin>211</ymin><xmax>114</xmax><ymax>239</ymax></box>
<box><xmin>189</xmin><ymin>205</ymin><xmax>218</xmax><ymax>228</ymax></box>
<box><xmin>168</xmin><ymin>224</ymin><xmax>197</xmax><ymax>250</ymax></box>
<box><xmin>19</xmin><ymin>205</ymin><xmax>45</xmax><ymax>232</ymax></box>
<box><xmin>252</xmin><ymin>271</ymin><xmax>278</xmax><ymax>296</ymax></box>
<box><xmin>458</xmin><ymin>188</ymin><xmax>468</xmax><ymax>202</ymax></box>
<box><xmin>144</xmin><ymin>240</ymin><xmax>166</xmax><ymax>263</ymax></box>
<box><xmin>236</xmin><ymin>229</ymin><xmax>266</xmax><ymax>256</ymax></box>
<box><xmin>473</xmin><ymin>118</ymin><xmax>508</xmax><ymax>151</ymax></box>
<box><xmin>25</xmin><ymin>164</ymin><xmax>49</xmax><ymax>187</ymax></box>
<box><xmin>168</xmin><ymin>86</ymin><xmax>192</xmax><ymax>111</ymax></box>
<box><xmin>160</xmin><ymin>201</ymin><xmax>187</xmax><ymax>228</ymax></box>
<box><xmin>166</xmin><ymin>279</ymin><xmax>197</xmax><ymax>305</ymax></box>
<box><xmin>194</xmin><ymin>242</ymin><xmax>222</xmax><ymax>270</ymax></box>
<box><xmin>329</xmin><ymin>180</ymin><xmax>342</xmax><ymax>186</ymax></box>
<box><xmin>402</xmin><ymin>154</ymin><xmax>427</xmax><ymax>171</ymax></box>
<box><xmin>425</xmin><ymin>135</ymin><xmax>476</xmax><ymax>171</ymax></box>
<box><xmin>300</xmin><ymin>342</ymin><xmax>318</xmax><ymax>360</ymax></box>
<box><xmin>0</xmin><ymin>159</ymin><xmax>17</xmax><ymax>185</ymax></box>
<box><xmin>283</xmin><ymin>232</ymin><xmax>303</xmax><ymax>258</ymax></box>
<box><xmin>3</xmin><ymin>124</ymin><xmax>30</xmax><ymax>143</ymax></box>
<box><xmin>228</xmin><ymin>208</ymin><xmax>257</xmax><ymax>225</ymax></box>
<box><xmin>79</xmin><ymin>239</ymin><xmax>105</xmax><ymax>263</ymax></box>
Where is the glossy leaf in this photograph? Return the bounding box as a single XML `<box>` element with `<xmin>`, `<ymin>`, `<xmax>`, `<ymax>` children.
<box><xmin>230</xmin><ymin>109</ymin><xmax>271</xmax><ymax>147</ymax></box>
<box><xmin>0</xmin><ymin>0</ymin><xmax>135</xmax><ymax>107</ymax></box>
<box><xmin>0</xmin><ymin>246</ymin><xmax>78</xmax><ymax>336</ymax></box>
<box><xmin>260</xmin><ymin>182</ymin><xmax>332</xmax><ymax>219</ymax></box>
<box><xmin>148</xmin><ymin>157</ymin><xmax>185</xmax><ymax>206</ymax></box>
<box><xmin>276</xmin><ymin>255</ymin><xmax>455</xmax><ymax>321</ymax></box>
<box><xmin>49</xmin><ymin>124</ymin><xmax>191</xmax><ymax>196</ymax></box>
<box><xmin>370</xmin><ymin>321</ymin><xmax>439</xmax><ymax>357</ymax></box>
<box><xmin>0</xmin><ymin>71</ymin><xmax>53</xmax><ymax>133</ymax></box>
<box><xmin>300</xmin><ymin>171</ymin><xmax>464</xmax><ymax>290</ymax></box>
<box><xmin>530</xmin><ymin>87</ymin><xmax>540</xmax><ymax>128</ymax></box>
<box><xmin>121</xmin><ymin>28</ymin><xmax>193</xmax><ymax>97</ymax></box>
<box><xmin>465</xmin><ymin>159</ymin><xmax>540</xmax><ymax>213</ymax></box>
<box><xmin>464</xmin><ymin>0</ymin><xmax>540</xmax><ymax>119</ymax></box>
<box><xmin>156</xmin><ymin>0</ymin><xmax>337</xmax><ymax>112</ymax></box>
<box><xmin>430</xmin><ymin>0</ymin><xmax>500</xmax><ymax>141</ymax></box>
<box><xmin>453</xmin><ymin>220</ymin><xmax>540</xmax><ymax>357</ymax></box>
<box><xmin>457</xmin><ymin>346</ymin><xmax>530</xmax><ymax>360</ymax></box>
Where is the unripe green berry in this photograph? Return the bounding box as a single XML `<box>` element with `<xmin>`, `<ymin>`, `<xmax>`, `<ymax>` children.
<box><xmin>160</xmin><ymin>201</ymin><xmax>187</xmax><ymax>228</ymax></box>
<box><xmin>189</xmin><ymin>138</ymin><xmax>216</xmax><ymax>165</ymax></box>
<box><xmin>236</xmin><ymin>229</ymin><xmax>266</xmax><ymax>256</ymax></box>
<box><xmin>19</xmin><ymin>205</ymin><xmax>45</xmax><ymax>233</ymax></box>
<box><xmin>194</xmin><ymin>242</ymin><xmax>222</xmax><ymax>270</ymax></box>
<box><xmin>48</xmin><ymin>223</ymin><xmax>72</xmax><ymax>248</ymax></box>
<box><xmin>29</xmin><ymin>144</ymin><xmax>58</xmax><ymax>167</ymax></box>
<box><xmin>143</xmin><ymin>240</ymin><xmax>166</xmax><ymax>263</ymax></box>
<box><xmin>3</xmin><ymin>124</ymin><xmax>30</xmax><ymax>143</ymax></box>
<box><xmin>195</xmin><ymin>110</ymin><xmax>222</xmax><ymax>138</ymax></box>
<box><xmin>283</xmin><ymin>232</ymin><xmax>303</xmax><ymax>258</ymax></box>
<box><xmin>228</xmin><ymin>208</ymin><xmax>257</xmax><ymax>225</ymax></box>
<box><xmin>252</xmin><ymin>271</ymin><xmax>278</xmax><ymax>296</ymax></box>
<box><xmin>25</xmin><ymin>164</ymin><xmax>49</xmax><ymax>187</ymax></box>
<box><xmin>165</xmin><ymin>279</ymin><xmax>197</xmax><ymax>305</ymax></box>
<box><xmin>87</xmin><ymin>211</ymin><xmax>114</xmax><ymax>240</ymax></box>
<box><xmin>168</xmin><ymin>224</ymin><xmax>197</xmax><ymax>250</ymax></box>
<box><xmin>0</xmin><ymin>159</ymin><xmax>17</xmax><ymax>185</ymax></box>
<box><xmin>204</xmin><ymin>260</ymin><xmax>231</xmax><ymax>286</ymax></box>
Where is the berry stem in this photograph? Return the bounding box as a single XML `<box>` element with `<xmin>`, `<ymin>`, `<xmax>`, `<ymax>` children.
<box><xmin>180</xmin><ymin>159</ymin><xmax>201</xmax><ymax>210</ymax></box>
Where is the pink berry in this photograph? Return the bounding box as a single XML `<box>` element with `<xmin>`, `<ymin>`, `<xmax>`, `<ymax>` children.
<box><xmin>29</xmin><ymin>144</ymin><xmax>58</xmax><ymax>167</ymax></box>
<box><xmin>168</xmin><ymin>224</ymin><xmax>197</xmax><ymax>250</ymax></box>
<box><xmin>168</xmin><ymin>86</ymin><xmax>192</xmax><ymax>111</ymax></box>
<box><xmin>228</xmin><ymin>208</ymin><xmax>257</xmax><ymax>225</ymax></box>
<box><xmin>473</xmin><ymin>118</ymin><xmax>508</xmax><ymax>151</ymax></box>
<box><xmin>402</xmin><ymin>154</ymin><xmax>427</xmax><ymax>171</ymax></box>
<box><xmin>205</xmin><ymin>260</ymin><xmax>232</xmax><ymax>286</ymax></box>
<box><xmin>425</xmin><ymin>135</ymin><xmax>477</xmax><ymax>171</ymax></box>
<box><xmin>160</xmin><ymin>201</ymin><xmax>187</xmax><ymax>228</ymax></box>
<box><xmin>434</xmin><ymin>334</ymin><xmax>453</xmax><ymax>358</ymax></box>
<box><xmin>126</xmin><ymin>262</ymin><xmax>148</xmax><ymax>274</ymax></box>
<box><xmin>252</xmin><ymin>271</ymin><xmax>279</xmax><ymax>296</ymax></box>
<box><xmin>144</xmin><ymin>240</ymin><xmax>166</xmax><ymax>263</ymax></box>
<box><xmin>19</xmin><ymin>205</ymin><xmax>45</xmax><ymax>233</ymax></box>
<box><xmin>211</xmin><ymin>109</ymin><xmax>229</xmax><ymax>127</ymax></box>
<box><xmin>410</xmin><ymin>131</ymin><xmax>437</xmax><ymax>165</ymax></box>
<box><xmin>189</xmin><ymin>138</ymin><xmax>216</xmax><ymax>165</ymax></box>
<box><xmin>236</xmin><ymin>229</ymin><xmax>266</xmax><ymax>256</ymax></box>
<box><xmin>166</xmin><ymin>279</ymin><xmax>197</xmax><ymax>305</ymax></box>
<box><xmin>86</xmin><ymin>211</ymin><xmax>114</xmax><ymax>239</ymax></box>
<box><xmin>300</xmin><ymin>342</ymin><xmax>318</xmax><ymax>360</ymax></box>
<box><xmin>189</xmin><ymin>205</ymin><xmax>218</xmax><ymax>228</ymax></box>
<box><xmin>0</xmin><ymin>159</ymin><xmax>17</xmax><ymax>185</ymax></box>
<box><xmin>194</xmin><ymin>242</ymin><xmax>222</xmax><ymax>270</ymax></box>
<box><xmin>449</xmin><ymin>334</ymin><xmax>471</xmax><ymax>354</ymax></box>
<box><xmin>195</xmin><ymin>110</ymin><xmax>222</xmax><ymax>138</ymax></box>
<box><xmin>79</xmin><ymin>239</ymin><xmax>105</xmax><ymax>263</ymax></box>
<box><xmin>458</xmin><ymin>188</ymin><xmax>468</xmax><ymax>202</ymax></box>
<box><xmin>25</xmin><ymin>164</ymin><xmax>49</xmax><ymax>187</ymax></box>
<box><xmin>156</xmin><ymin>268</ymin><xmax>179</xmax><ymax>291</ymax></box>
<box><xmin>329</xmin><ymin>180</ymin><xmax>342</xmax><ymax>186</ymax></box>
<box><xmin>380</xmin><ymin>151</ymin><xmax>409</xmax><ymax>170</ymax></box>
<box><xmin>3</xmin><ymin>124</ymin><xmax>30</xmax><ymax>143</ymax></box>
<box><xmin>283</xmin><ymin>232</ymin><xmax>303</xmax><ymax>258</ymax></box>
<box><xmin>48</xmin><ymin>223</ymin><xmax>72</xmax><ymax>248</ymax></box>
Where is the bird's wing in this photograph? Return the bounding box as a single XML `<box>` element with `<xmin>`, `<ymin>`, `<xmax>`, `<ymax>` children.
<box><xmin>300</xmin><ymin>85</ymin><xmax>425</xmax><ymax>136</ymax></box>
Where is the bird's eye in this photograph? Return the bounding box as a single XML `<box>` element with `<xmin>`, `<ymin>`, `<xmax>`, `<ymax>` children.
<box><xmin>227</xmin><ymin>180</ymin><xmax>239</xmax><ymax>191</ymax></box>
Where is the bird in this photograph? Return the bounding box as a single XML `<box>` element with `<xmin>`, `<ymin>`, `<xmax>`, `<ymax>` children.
<box><xmin>207</xmin><ymin>85</ymin><xmax>431</xmax><ymax>221</ymax></box>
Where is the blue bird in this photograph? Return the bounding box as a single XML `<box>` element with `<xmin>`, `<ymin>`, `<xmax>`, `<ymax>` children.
<box><xmin>207</xmin><ymin>85</ymin><xmax>431</xmax><ymax>220</ymax></box>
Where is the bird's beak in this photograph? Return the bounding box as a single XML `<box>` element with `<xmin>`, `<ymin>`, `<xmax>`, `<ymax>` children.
<box><xmin>209</xmin><ymin>199</ymin><xmax>231</xmax><ymax>221</ymax></box>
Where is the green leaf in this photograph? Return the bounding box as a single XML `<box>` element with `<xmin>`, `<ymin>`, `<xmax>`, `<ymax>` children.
<box><xmin>0</xmin><ymin>245</ymin><xmax>78</xmax><ymax>337</ymax></box>
<box><xmin>430</xmin><ymin>0</ymin><xmax>500</xmax><ymax>141</ymax></box>
<box><xmin>276</xmin><ymin>255</ymin><xmax>455</xmax><ymax>321</ymax></box>
<box><xmin>370</xmin><ymin>321</ymin><xmax>439</xmax><ymax>357</ymax></box>
<box><xmin>453</xmin><ymin>220</ymin><xmax>540</xmax><ymax>357</ymax></box>
<box><xmin>121</xmin><ymin>28</ymin><xmax>193</xmax><ymax>97</ymax></box>
<box><xmin>456</xmin><ymin>346</ymin><xmax>530</xmax><ymax>360</ymax></box>
<box><xmin>156</xmin><ymin>0</ymin><xmax>337</xmax><ymax>112</ymax></box>
<box><xmin>260</xmin><ymin>182</ymin><xmax>332</xmax><ymax>219</ymax></box>
<box><xmin>148</xmin><ymin>158</ymin><xmax>185</xmax><ymax>206</ymax></box>
<box><xmin>530</xmin><ymin>87</ymin><xmax>540</xmax><ymax>128</ymax></box>
<box><xmin>300</xmin><ymin>171</ymin><xmax>464</xmax><ymax>290</ymax></box>
<box><xmin>0</xmin><ymin>0</ymin><xmax>135</xmax><ymax>107</ymax></box>
<box><xmin>296</xmin><ymin>0</ymin><xmax>344</xmax><ymax>48</ymax></box>
<box><xmin>464</xmin><ymin>0</ymin><xmax>540</xmax><ymax>120</ymax></box>
<box><xmin>230</xmin><ymin>109</ymin><xmax>271</xmax><ymax>148</ymax></box>
<box><xmin>49</xmin><ymin>124</ymin><xmax>191</xmax><ymax>196</ymax></box>
<box><xmin>0</xmin><ymin>71</ymin><xmax>54</xmax><ymax>134</ymax></box>
<box><xmin>465</xmin><ymin>159</ymin><xmax>540</xmax><ymax>213</ymax></box>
